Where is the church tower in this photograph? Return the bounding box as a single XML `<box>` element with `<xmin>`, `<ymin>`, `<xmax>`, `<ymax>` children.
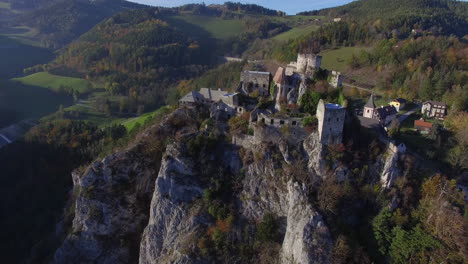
<box><xmin>363</xmin><ymin>93</ymin><xmax>376</xmax><ymax>119</ymax></box>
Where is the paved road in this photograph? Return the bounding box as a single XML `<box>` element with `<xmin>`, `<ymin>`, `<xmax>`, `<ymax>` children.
<box><xmin>398</xmin><ymin>107</ymin><xmax>419</xmax><ymax>123</ymax></box>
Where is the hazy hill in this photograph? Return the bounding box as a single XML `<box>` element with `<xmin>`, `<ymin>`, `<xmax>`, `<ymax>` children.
<box><xmin>16</xmin><ymin>0</ymin><xmax>145</xmax><ymax>48</ymax></box>
<box><xmin>300</xmin><ymin>0</ymin><xmax>468</xmax><ymax>36</ymax></box>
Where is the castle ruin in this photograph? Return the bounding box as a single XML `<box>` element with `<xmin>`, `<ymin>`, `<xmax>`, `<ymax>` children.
<box><xmin>316</xmin><ymin>99</ymin><xmax>346</xmax><ymax>145</ymax></box>
<box><xmin>287</xmin><ymin>54</ymin><xmax>322</xmax><ymax>75</ymax></box>
<box><xmin>329</xmin><ymin>71</ymin><xmax>344</xmax><ymax>88</ymax></box>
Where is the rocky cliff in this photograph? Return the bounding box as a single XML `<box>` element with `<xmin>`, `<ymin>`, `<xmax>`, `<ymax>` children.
<box><xmin>53</xmin><ymin>107</ymin><xmax>344</xmax><ymax>264</ymax></box>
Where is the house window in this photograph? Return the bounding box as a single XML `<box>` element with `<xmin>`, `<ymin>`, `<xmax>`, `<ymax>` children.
<box><xmin>367</xmin><ymin>109</ymin><xmax>370</xmax><ymax>113</ymax></box>
<box><xmin>270</xmin><ymin>119</ymin><xmax>274</xmax><ymax>125</ymax></box>
<box><xmin>292</xmin><ymin>121</ymin><xmax>297</xmax><ymax>126</ymax></box>
<box><xmin>261</xmin><ymin>118</ymin><xmax>265</xmax><ymax>124</ymax></box>
<box><xmin>280</xmin><ymin>120</ymin><xmax>285</xmax><ymax>125</ymax></box>
<box><xmin>263</xmin><ymin>84</ymin><xmax>266</xmax><ymax>88</ymax></box>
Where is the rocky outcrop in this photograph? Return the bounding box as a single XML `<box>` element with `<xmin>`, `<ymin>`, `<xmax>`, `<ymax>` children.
<box><xmin>303</xmin><ymin>132</ymin><xmax>328</xmax><ymax>177</ymax></box>
<box><xmin>239</xmin><ymin>143</ymin><xmax>333</xmax><ymax>264</ymax></box>
<box><xmin>139</xmin><ymin>143</ymin><xmax>205</xmax><ymax>264</ymax></box>
<box><xmin>378</xmin><ymin>150</ymin><xmax>402</xmax><ymax>188</ymax></box>
<box><xmin>53</xmin><ymin>107</ymin><xmax>203</xmax><ymax>264</ymax></box>
<box><xmin>53</xmin><ymin>147</ymin><xmax>158</xmax><ymax>264</ymax></box>
<box><xmin>281</xmin><ymin>182</ymin><xmax>332</xmax><ymax>264</ymax></box>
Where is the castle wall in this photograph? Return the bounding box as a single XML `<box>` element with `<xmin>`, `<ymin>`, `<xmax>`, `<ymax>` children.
<box><xmin>240</xmin><ymin>71</ymin><xmax>271</xmax><ymax>96</ymax></box>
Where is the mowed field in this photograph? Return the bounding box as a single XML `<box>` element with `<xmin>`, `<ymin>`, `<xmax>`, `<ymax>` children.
<box><xmin>13</xmin><ymin>72</ymin><xmax>92</xmax><ymax>93</ymax></box>
<box><xmin>272</xmin><ymin>24</ymin><xmax>319</xmax><ymax>41</ymax></box>
<box><xmin>170</xmin><ymin>15</ymin><xmax>246</xmax><ymax>39</ymax></box>
<box><xmin>319</xmin><ymin>46</ymin><xmax>367</xmax><ymax>72</ymax></box>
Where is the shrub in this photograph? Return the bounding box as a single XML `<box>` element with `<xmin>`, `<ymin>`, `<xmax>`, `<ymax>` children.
<box><xmin>256</xmin><ymin>213</ymin><xmax>279</xmax><ymax>243</ymax></box>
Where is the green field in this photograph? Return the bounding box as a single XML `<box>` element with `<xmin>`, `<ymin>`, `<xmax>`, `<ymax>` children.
<box><xmin>272</xmin><ymin>24</ymin><xmax>319</xmax><ymax>41</ymax></box>
<box><xmin>120</xmin><ymin>106</ymin><xmax>170</xmax><ymax>131</ymax></box>
<box><xmin>13</xmin><ymin>72</ymin><xmax>92</xmax><ymax>93</ymax></box>
<box><xmin>320</xmin><ymin>47</ymin><xmax>367</xmax><ymax>72</ymax></box>
<box><xmin>0</xmin><ymin>80</ymin><xmax>73</xmax><ymax>126</ymax></box>
<box><xmin>170</xmin><ymin>15</ymin><xmax>246</xmax><ymax>39</ymax></box>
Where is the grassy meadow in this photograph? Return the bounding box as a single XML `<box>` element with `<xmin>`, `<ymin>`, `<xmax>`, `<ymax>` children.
<box><xmin>170</xmin><ymin>15</ymin><xmax>246</xmax><ymax>39</ymax></box>
<box><xmin>320</xmin><ymin>46</ymin><xmax>366</xmax><ymax>72</ymax></box>
<box><xmin>272</xmin><ymin>24</ymin><xmax>319</xmax><ymax>41</ymax></box>
<box><xmin>13</xmin><ymin>72</ymin><xmax>92</xmax><ymax>93</ymax></box>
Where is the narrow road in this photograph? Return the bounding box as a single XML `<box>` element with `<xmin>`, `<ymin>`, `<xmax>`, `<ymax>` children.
<box><xmin>398</xmin><ymin>107</ymin><xmax>419</xmax><ymax>123</ymax></box>
<box><xmin>342</xmin><ymin>82</ymin><xmax>382</xmax><ymax>96</ymax></box>
<box><xmin>0</xmin><ymin>133</ymin><xmax>12</xmax><ymax>143</ymax></box>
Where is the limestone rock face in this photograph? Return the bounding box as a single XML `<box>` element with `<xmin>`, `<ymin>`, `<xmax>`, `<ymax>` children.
<box><xmin>298</xmin><ymin>81</ymin><xmax>307</xmax><ymax>105</ymax></box>
<box><xmin>53</xmin><ymin>107</ymin><xmax>202</xmax><ymax>264</ymax></box>
<box><xmin>281</xmin><ymin>182</ymin><xmax>333</xmax><ymax>264</ymax></box>
<box><xmin>53</xmin><ymin>148</ymin><xmax>158</xmax><ymax>264</ymax></box>
<box><xmin>303</xmin><ymin>132</ymin><xmax>328</xmax><ymax>177</ymax></box>
<box><xmin>239</xmin><ymin>143</ymin><xmax>333</xmax><ymax>264</ymax></box>
<box><xmin>139</xmin><ymin>143</ymin><xmax>205</xmax><ymax>264</ymax></box>
<box><xmin>378</xmin><ymin>150</ymin><xmax>402</xmax><ymax>188</ymax></box>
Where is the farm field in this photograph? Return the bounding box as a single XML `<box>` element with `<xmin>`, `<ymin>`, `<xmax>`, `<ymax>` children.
<box><xmin>272</xmin><ymin>24</ymin><xmax>319</xmax><ymax>41</ymax></box>
<box><xmin>0</xmin><ymin>80</ymin><xmax>73</xmax><ymax>127</ymax></box>
<box><xmin>120</xmin><ymin>106</ymin><xmax>170</xmax><ymax>131</ymax></box>
<box><xmin>13</xmin><ymin>72</ymin><xmax>92</xmax><ymax>93</ymax></box>
<box><xmin>319</xmin><ymin>46</ymin><xmax>367</xmax><ymax>72</ymax></box>
<box><xmin>0</xmin><ymin>36</ymin><xmax>53</xmax><ymax>79</ymax></box>
<box><xmin>170</xmin><ymin>15</ymin><xmax>246</xmax><ymax>39</ymax></box>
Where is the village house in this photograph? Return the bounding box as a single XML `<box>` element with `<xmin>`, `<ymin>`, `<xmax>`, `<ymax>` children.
<box><xmin>414</xmin><ymin>118</ymin><xmax>433</xmax><ymax>134</ymax></box>
<box><xmin>239</xmin><ymin>70</ymin><xmax>271</xmax><ymax>97</ymax></box>
<box><xmin>389</xmin><ymin>98</ymin><xmax>407</xmax><ymax>112</ymax></box>
<box><xmin>422</xmin><ymin>101</ymin><xmax>447</xmax><ymax>120</ymax></box>
<box><xmin>179</xmin><ymin>88</ymin><xmax>246</xmax><ymax>116</ymax></box>
<box><xmin>376</xmin><ymin>106</ymin><xmax>398</xmax><ymax>126</ymax></box>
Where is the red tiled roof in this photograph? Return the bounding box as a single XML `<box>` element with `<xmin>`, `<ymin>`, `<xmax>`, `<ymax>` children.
<box><xmin>273</xmin><ymin>67</ymin><xmax>286</xmax><ymax>84</ymax></box>
<box><xmin>414</xmin><ymin>119</ymin><xmax>432</xmax><ymax>128</ymax></box>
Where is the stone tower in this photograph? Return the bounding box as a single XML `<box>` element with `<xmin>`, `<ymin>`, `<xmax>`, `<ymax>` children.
<box><xmin>316</xmin><ymin>99</ymin><xmax>346</xmax><ymax>145</ymax></box>
<box><xmin>329</xmin><ymin>71</ymin><xmax>344</xmax><ymax>88</ymax></box>
<box><xmin>296</xmin><ymin>54</ymin><xmax>322</xmax><ymax>74</ymax></box>
<box><xmin>363</xmin><ymin>93</ymin><xmax>376</xmax><ymax>119</ymax></box>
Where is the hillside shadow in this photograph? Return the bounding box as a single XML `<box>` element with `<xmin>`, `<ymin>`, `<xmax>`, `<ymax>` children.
<box><xmin>0</xmin><ymin>80</ymin><xmax>73</xmax><ymax>127</ymax></box>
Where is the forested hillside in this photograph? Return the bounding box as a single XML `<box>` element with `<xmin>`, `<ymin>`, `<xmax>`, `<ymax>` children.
<box><xmin>16</xmin><ymin>0</ymin><xmax>144</xmax><ymax>47</ymax></box>
<box><xmin>300</xmin><ymin>0</ymin><xmax>468</xmax><ymax>36</ymax></box>
<box><xmin>36</xmin><ymin>4</ymin><xmax>290</xmax><ymax>114</ymax></box>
